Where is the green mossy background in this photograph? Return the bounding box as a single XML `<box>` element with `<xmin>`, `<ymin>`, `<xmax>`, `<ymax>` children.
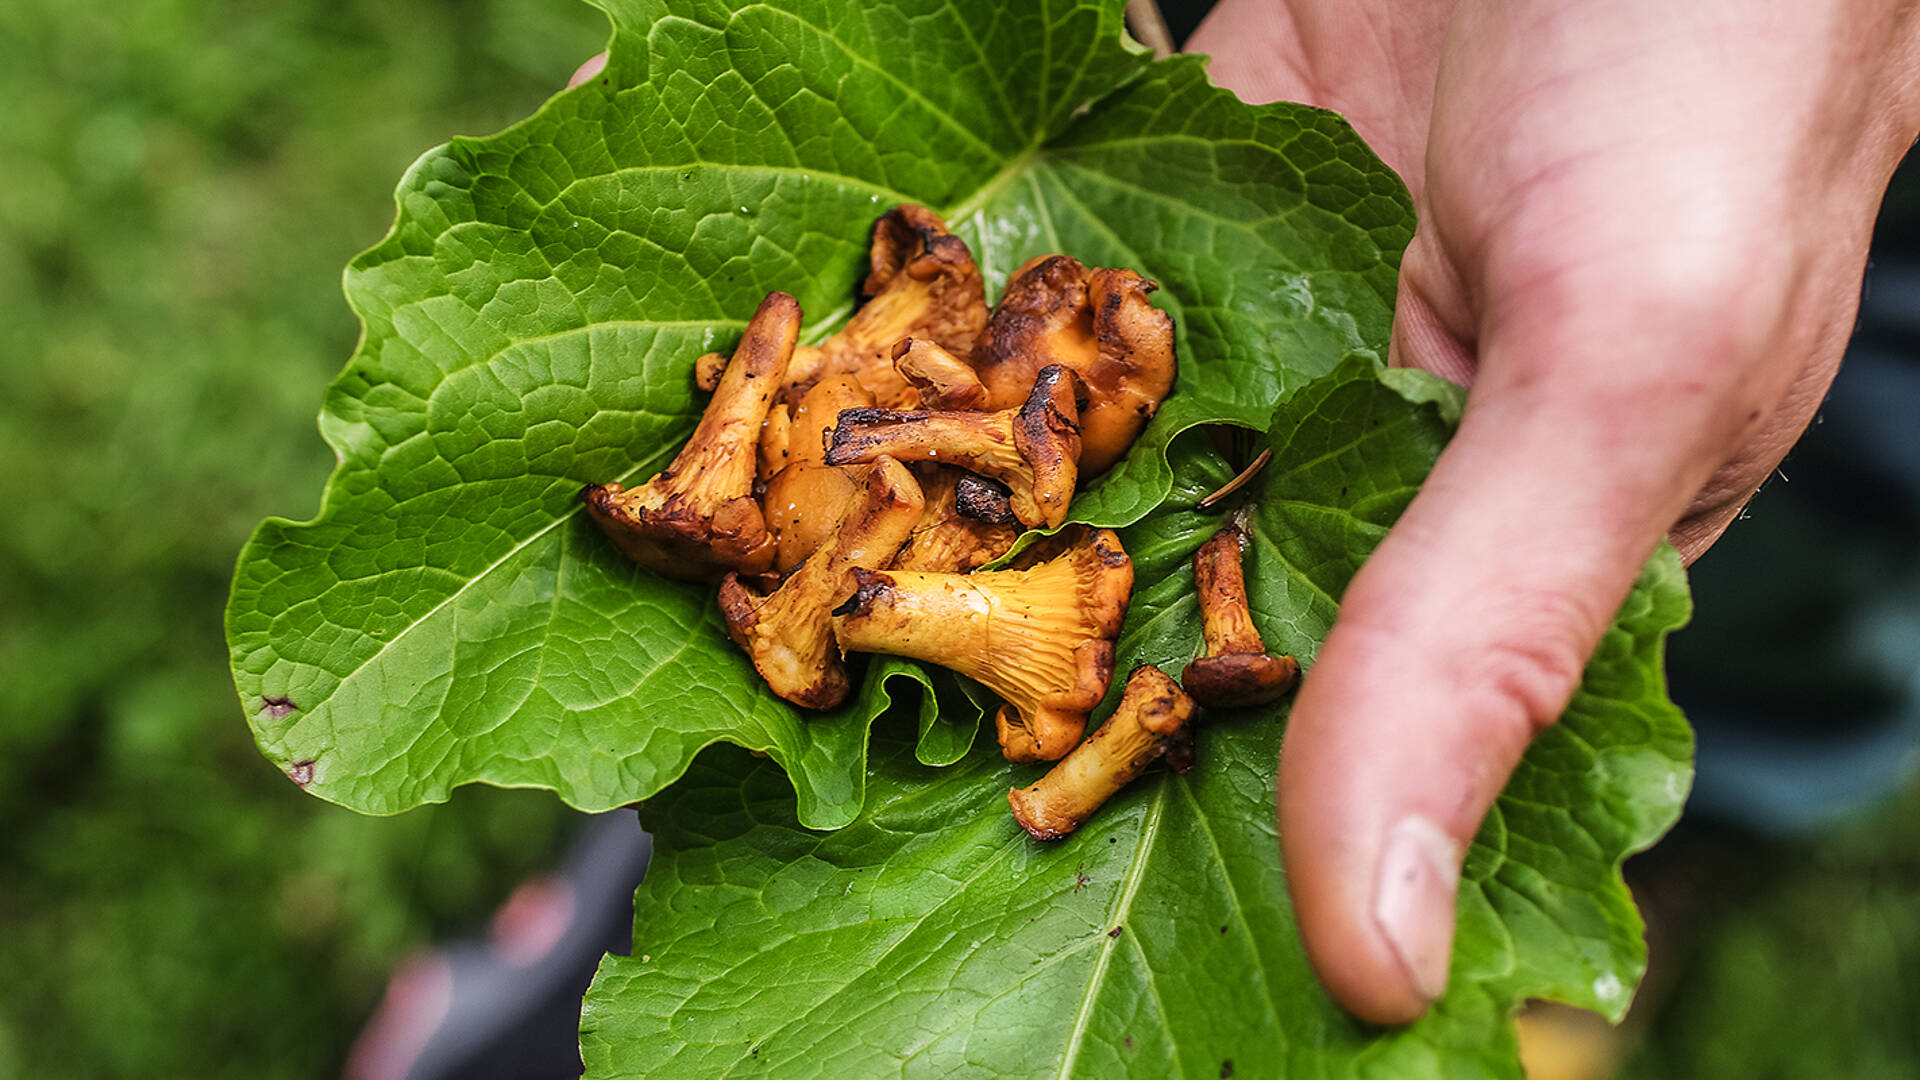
<box><xmin>0</xmin><ymin>2</ymin><xmax>604</xmax><ymax>1075</ymax></box>
<box><xmin>1</xmin><ymin>0</ymin><xmax>1914</xmax><ymax>1077</ymax></box>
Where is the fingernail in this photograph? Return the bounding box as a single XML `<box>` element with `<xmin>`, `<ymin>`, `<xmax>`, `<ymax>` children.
<box><xmin>1372</xmin><ymin>815</ymin><xmax>1461</xmax><ymax>1003</ymax></box>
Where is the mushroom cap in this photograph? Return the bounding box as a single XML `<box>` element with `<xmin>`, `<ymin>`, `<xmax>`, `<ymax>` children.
<box><xmin>719</xmin><ymin>455</ymin><xmax>924</xmax><ymax>709</ymax></box>
<box><xmin>582</xmin><ymin>291</ymin><xmax>799</xmax><ymax>581</ymax></box>
<box><xmin>995</xmin><ymin>700</ymin><xmax>1096</xmax><ymax>763</ymax></box>
<box><xmin>864</xmin><ymin>205</ymin><xmax>982</xmax><ymax>317</ymax></box>
<box><xmin>833</xmin><ymin>526</ymin><xmax>1132</xmax><ymax>761</ymax></box>
<box><xmin>762</xmin><ymin>375</ymin><xmax>873</xmax><ymax>573</ymax></box>
<box><xmin>990</xmin><ymin>527</ymin><xmax>1132</xmax><ymax>761</ymax></box>
<box><xmin>783</xmin><ymin>205</ymin><xmax>988</xmax><ymax>407</ymax></box>
<box><xmin>973</xmin><ymin>256</ymin><xmax>1175</xmax><ymax>475</ymax></box>
<box><xmin>1180</xmin><ymin>651</ymin><xmax>1301</xmax><ymax>709</ymax></box>
<box><xmin>893</xmin><ymin>337</ymin><xmax>987</xmax><ymax>411</ymax></box>
<box><xmin>1008</xmin><ymin>364</ymin><xmax>1086</xmax><ymax>529</ymax></box>
<box><xmin>581</xmin><ymin>485</ymin><xmax>773</xmax><ymax>582</ymax></box>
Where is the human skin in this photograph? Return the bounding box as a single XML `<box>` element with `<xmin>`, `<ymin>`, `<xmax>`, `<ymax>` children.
<box><xmin>1190</xmin><ymin>0</ymin><xmax>1920</xmax><ymax>1024</ymax></box>
<box><xmin>566</xmin><ymin>0</ymin><xmax>1920</xmax><ymax>1024</ymax></box>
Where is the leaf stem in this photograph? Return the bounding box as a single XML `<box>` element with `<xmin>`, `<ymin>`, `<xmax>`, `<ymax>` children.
<box><xmin>1196</xmin><ymin>448</ymin><xmax>1271</xmax><ymax>511</ymax></box>
<box><xmin>944</xmin><ymin>144</ymin><xmax>1044</xmax><ymax>228</ymax></box>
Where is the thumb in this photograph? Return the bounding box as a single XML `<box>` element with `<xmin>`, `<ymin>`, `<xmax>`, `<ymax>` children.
<box><xmin>567</xmin><ymin>52</ymin><xmax>608</xmax><ymax>89</ymax></box>
<box><xmin>1279</xmin><ymin>256</ymin><xmax>1785</xmax><ymax>1023</ymax></box>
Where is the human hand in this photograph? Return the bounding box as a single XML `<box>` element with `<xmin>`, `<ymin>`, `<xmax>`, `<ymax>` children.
<box><xmin>1190</xmin><ymin>0</ymin><xmax>1920</xmax><ymax>1024</ymax></box>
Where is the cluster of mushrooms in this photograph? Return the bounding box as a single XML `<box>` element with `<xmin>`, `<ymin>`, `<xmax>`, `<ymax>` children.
<box><xmin>582</xmin><ymin>206</ymin><xmax>1298</xmax><ymax>840</ymax></box>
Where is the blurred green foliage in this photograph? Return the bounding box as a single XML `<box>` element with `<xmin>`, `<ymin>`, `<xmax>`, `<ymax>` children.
<box><xmin>2</xmin><ymin>0</ymin><xmax>1916</xmax><ymax>1077</ymax></box>
<box><xmin>1620</xmin><ymin>781</ymin><xmax>1920</xmax><ymax>1080</ymax></box>
<box><xmin>0</xmin><ymin>0</ymin><xmax>607</xmax><ymax>1075</ymax></box>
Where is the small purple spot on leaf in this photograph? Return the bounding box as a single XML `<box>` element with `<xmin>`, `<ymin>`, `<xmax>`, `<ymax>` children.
<box><xmin>260</xmin><ymin>695</ymin><xmax>297</xmax><ymax>719</ymax></box>
<box><xmin>286</xmin><ymin>760</ymin><xmax>315</xmax><ymax>786</ymax></box>
<box><xmin>1107</xmin><ymin>926</ymin><xmax>1122</xmax><ymax>938</ymax></box>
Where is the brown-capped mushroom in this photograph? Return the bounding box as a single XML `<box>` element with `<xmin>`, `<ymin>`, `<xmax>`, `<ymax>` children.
<box><xmin>973</xmin><ymin>255</ymin><xmax>1176</xmax><ymax>475</ymax></box>
<box><xmin>783</xmin><ymin>205</ymin><xmax>988</xmax><ymax>408</ymax></box>
<box><xmin>832</xmin><ymin>527</ymin><xmax>1133</xmax><ymax>761</ymax></box>
<box><xmin>888</xmin><ymin>466</ymin><xmax>1018</xmax><ymax>573</ymax></box>
<box><xmin>1181</xmin><ymin>521</ymin><xmax>1300</xmax><ymax>707</ymax></box>
<box><xmin>762</xmin><ymin>374</ymin><xmax>875</xmax><ymax>573</ymax></box>
<box><xmin>892</xmin><ymin>337</ymin><xmax>986</xmax><ymax>411</ymax></box>
<box><xmin>1007</xmin><ymin>664</ymin><xmax>1196</xmax><ymax>840</ymax></box>
<box><xmin>582</xmin><ymin>292</ymin><xmax>798</xmax><ymax>581</ymax></box>
<box><xmin>718</xmin><ymin>455</ymin><xmax>923</xmax><ymax>709</ymax></box>
<box><xmin>823</xmin><ymin>363</ymin><xmax>1084</xmax><ymax>529</ymax></box>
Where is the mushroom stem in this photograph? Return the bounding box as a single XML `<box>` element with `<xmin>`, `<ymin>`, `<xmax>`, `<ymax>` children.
<box><xmin>582</xmin><ymin>291</ymin><xmax>798</xmax><ymax>580</ymax></box>
<box><xmin>1181</xmin><ymin>522</ymin><xmax>1300</xmax><ymax>707</ymax></box>
<box><xmin>718</xmin><ymin>455</ymin><xmax>923</xmax><ymax>709</ymax></box>
<box><xmin>832</xmin><ymin>527</ymin><xmax>1132</xmax><ymax>761</ymax></box>
<box><xmin>824</xmin><ymin>364</ymin><xmax>1084</xmax><ymax>528</ymax></box>
<box><xmin>758</xmin><ymin>401</ymin><xmax>792</xmax><ymax>484</ymax></box>
<box><xmin>1008</xmin><ymin>665</ymin><xmax>1196</xmax><ymax>841</ymax></box>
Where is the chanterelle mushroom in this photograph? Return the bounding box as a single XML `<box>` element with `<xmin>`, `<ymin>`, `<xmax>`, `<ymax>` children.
<box><xmin>972</xmin><ymin>255</ymin><xmax>1175</xmax><ymax>475</ymax></box>
<box><xmin>892</xmin><ymin>337</ymin><xmax>986</xmax><ymax>411</ymax></box>
<box><xmin>1181</xmin><ymin>521</ymin><xmax>1300</xmax><ymax>707</ymax></box>
<box><xmin>581</xmin><ymin>291</ymin><xmax>799</xmax><ymax>581</ymax></box>
<box><xmin>823</xmin><ymin>363</ymin><xmax>1085</xmax><ymax>529</ymax></box>
<box><xmin>762</xmin><ymin>374</ymin><xmax>875</xmax><ymax>573</ymax></box>
<box><xmin>783</xmin><ymin>205</ymin><xmax>987</xmax><ymax>408</ymax></box>
<box><xmin>692</xmin><ymin>350</ymin><xmax>729</xmax><ymax>394</ymax></box>
<box><xmin>1007</xmin><ymin>664</ymin><xmax>1197</xmax><ymax>840</ymax></box>
<box><xmin>718</xmin><ymin>455</ymin><xmax>923</xmax><ymax>709</ymax></box>
<box><xmin>832</xmin><ymin>526</ymin><xmax>1133</xmax><ymax>761</ymax></box>
<box><xmin>888</xmin><ymin>466</ymin><xmax>1017</xmax><ymax>573</ymax></box>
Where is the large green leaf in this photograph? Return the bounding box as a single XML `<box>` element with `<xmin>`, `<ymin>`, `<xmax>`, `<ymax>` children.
<box><xmin>224</xmin><ymin>0</ymin><xmax>1411</xmax><ymax>827</ymax></box>
<box><xmin>579</xmin><ymin>359</ymin><xmax>1694</xmax><ymax>1078</ymax></box>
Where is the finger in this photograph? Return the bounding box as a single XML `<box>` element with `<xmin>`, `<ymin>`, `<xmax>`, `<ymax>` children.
<box><xmin>1185</xmin><ymin>0</ymin><xmax>1450</xmax><ymax>193</ymax></box>
<box><xmin>568</xmin><ymin>51</ymin><xmax>608</xmax><ymax>89</ymax></box>
<box><xmin>1280</xmin><ymin>252</ymin><xmax>1787</xmax><ymax>1023</ymax></box>
<box><xmin>1185</xmin><ymin>0</ymin><xmax>1316</xmax><ymax>107</ymax></box>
